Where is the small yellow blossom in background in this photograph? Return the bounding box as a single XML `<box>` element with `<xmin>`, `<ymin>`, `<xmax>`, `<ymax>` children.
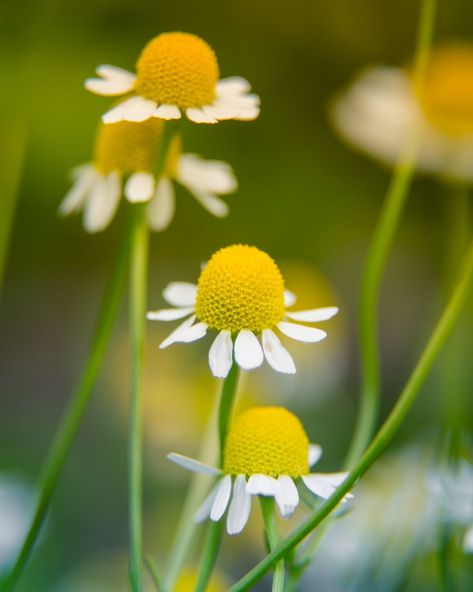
<box><xmin>331</xmin><ymin>42</ymin><xmax>473</xmax><ymax>182</ymax></box>
<box><xmin>85</xmin><ymin>32</ymin><xmax>260</xmax><ymax>124</ymax></box>
<box><xmin>148</xmin><ymin>245</ymin><xmax>339</xmax><ymax>377</ymax></box>
<box><xmin>59</xmin><ymin>118</ymin><xmax>237</xmax><ymax>232</ymax></box>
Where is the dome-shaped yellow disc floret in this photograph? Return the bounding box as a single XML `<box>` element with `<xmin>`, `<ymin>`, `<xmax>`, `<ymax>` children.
<box><xmin>195</xmin><ymin>245</ymin><xmax>285</xmax><ymax>333</ymax></box>
<box><xmin>93</xmin><ymin>118</ymin><xmax>165</xmax><ymax>174</ymax></box>
<box><xmin>136</xmin><ymin>32</ymin><xmax>219</xmax><ymax>109</ymax></box>
<box><xmin>224</xmin><ymin>407</ymin><xmax>310</xmax><ymax>478</ymax></box>
<box><xmin>416</xmin><ymin>43</ymin><xmax>473</xmax><ymax>136</ymax></box>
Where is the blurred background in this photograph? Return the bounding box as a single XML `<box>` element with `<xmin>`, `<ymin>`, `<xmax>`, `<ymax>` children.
<box><xmin>1</xmin><ymin>0</ymin><xmax>473</xmax><ymax>590</ymax></box>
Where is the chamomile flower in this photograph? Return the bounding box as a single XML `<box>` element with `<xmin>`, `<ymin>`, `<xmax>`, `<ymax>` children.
<box><xmin>85</xmin><ymin>32</ymin><xmax>260</xmax><ymax>125</ymax></box>
<box><xmin>331</xmin><ymin>43</ymin><xmax>473</xmax><ymax>182</ymax></box>
<box><xmin>147</xmin><ymin>245</ymin><xmax>339</xmax><ymax>378</ymax></box>
<box><xmin>59</xmin><ymin>118</ymin><xmax>237</xmax><ymax>232</ymax></box>
<box><xmin>168</xmin><ymin>407</ymin><xmax>352</xmax><ymax>535</ymax></box>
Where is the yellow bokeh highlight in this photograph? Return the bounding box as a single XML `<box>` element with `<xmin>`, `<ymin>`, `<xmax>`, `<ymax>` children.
<box><xmin>224</xmin><ymin>407</ymin><xmax>309</xmax><ymax>477</ymax></box>
<box><xmin>174</xmin><ymin>569</ymin><xmax>227</xmax><ymax>592</ymax></box>
<box><xmin>195</xmin><ymin>245</ymin><xmax>285</xmax><ymax>333</ymax></box>
<box><xmin>136</xmin><ymin>32</ymin><xmax>219</xmax><ymax>108</ymax></box>
<box><xmin>416</xmin><ymin>43</ymin><xmax>473</xmax><ymax>136</ymax></box>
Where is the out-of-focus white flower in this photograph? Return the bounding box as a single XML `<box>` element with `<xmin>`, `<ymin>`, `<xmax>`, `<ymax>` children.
<box><xmin>0</xmin><ymin>475</ymin><xmax>34</xmax><ymax>569</ymax></box>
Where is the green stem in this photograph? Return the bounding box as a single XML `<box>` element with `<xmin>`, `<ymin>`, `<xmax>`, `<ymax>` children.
<box><xmin>128</xmin><ymin>205</ymin><xmax>149</xmax><ymax>592</ymax></box>
<box><xmin>228</xmin><ymin>239</ymin><xmax>473</xmax><ymax>592</ymax></box>
<box><xmin>2</xmin><ymin>221</ymin><xmax>133</xmax><ymax>592</ymax></box>
<box><xmin>195</xmin><ymin>364</ymin><xmax>240</xmax><ymax>592</ymax></box>
<box><xmin>346</xmin><ymin>0</ymin><xmax>438</xmax><ymax>467</ymax></box>
<box><xmin>144</xmin><ymin>555</ymin><xmax>166</xmax><ymax>592</ymax></box>
<box><xmin>260</xmin><ymin>498</ymin><xmax>285</xmax><ymax>592</ymax></box>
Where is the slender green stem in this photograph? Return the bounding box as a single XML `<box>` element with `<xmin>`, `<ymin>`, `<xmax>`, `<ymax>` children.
<box><xmin>195</xmin><ymin>364</ymin><xmax>240</xmax><ymax>592</ymax></box>
<box><xmin>260</xmin><ymin>498</ymin><xmax>285</xmax><ymax>592</ymax></box>
<box><xmin>144</xmin><ymin>555</ymin><xmax>166</xmax><ymax>592</ymax></box>
<box><xmin>2</xmin><ymin>221</ymin><xmax>133</xmax><ymax>592</ymax></box>
<box><xmin>228</xmin><ymin>240</ymin><xmax>473</xmax><ymax>592</ymax></box>
<box><xmin>128</xmin><ymin>205</ymin><xmax>149</xmax><ymax>592</ymax></box>
<box><xmin>346</xmin><ymin>0</ymin><xmax>438</xmax><ymax>467</ymax></box>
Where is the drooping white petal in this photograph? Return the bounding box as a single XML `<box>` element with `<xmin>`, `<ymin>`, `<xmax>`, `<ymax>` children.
<box><xmin>177</xmin><ymin>154</ymin><xmax>237</xmax><ymax>195</ymax></box>
<box><xmin>275</xmin><ymin>476</ymin><xmax>300</xmax><ymax>518</ymax></box>
<box><xmin>59</xmin><ymin>165</ymin><xmax>96</xmax><ymax>216</ymax></box>
<box><xmin>96</xmin><ymin>64</ymin><xmax>136</xmax><ymax>82</ymax></box>
<box><xmin>194</xmin><ymin>485</ymin><xmax>219</xmax><ymax>523</ymax></box>
<box><xmin>209</xmin><ymin>331</ymin><xmax>233</xmax><ymax>378</ymax></box>
<box><xmin>216</xmin><ymin>77</ymin><xmax>252</xmax><ymax>96</ymax></box>
<box><xmin>189</xmin><ymin>191</ymin><xmax>229</xmax><ymax>218</ymax></box>
<box><xmin>167</xmin><ymin>453</ymin><xmax>222</xmax><ymax>476</ymax></box>
<box><xmin>234</xmin><ymin>330</ymin><xmax>264</xmax><ymax>370</ymax></box>
<box><xmin>84</xmin><ymin>171</ymin><xmax>121</xmax><ymax>233</ymax></box>
<box><xmin>285</xmin><ymin>307</ymin><xmax>339</xmax><ymax>323</ymax></box>
<box><xmin>170</xmin><ymin>321</ymin><xmax>208</xmax><ymax>344</ymax></box>
<box><xmin>278</xmin><ymin>321</ymin><xmax>327</xmax><ymax>343</ymax></box>
<box><xmin>147</xmin><ymin>178</ymin><xmax>175</xmax><ymax>231</ymax></box>
<box><xmin>85</xmin><ymin>65</ymin><xmax>136</xmax><ymax>96</ymax></box>
<box><xmin>186</xmin><ymin>108</ymin><xmax>218</xmax><ymax>124</ymax></box>
<box><xmin>262</xmin><ymin>329</ymin><xmax>296</xmax><ymax>374</ymax></box>
<box><xmin>302</xmin><ymin>474</ymin><xmax>352</xmax><ymax>502</ymax></box>
<box><xmin>162</xmin><ymin>282</ymin><xmax>198</xmax><ymax>307</ymax></box>
<box><xmin>284</xmin><ymin>290</ymin><xmax>297</xmax><ymax>307</ymax></box>
<box><xmin>147</xmin><ymin>307</ymin><xmax>195</xmax><ymax>321</ymax></box>
<box><xmin>154</xmin><ymin>104</ymin><xmax>182</xmax><ymax>120</ymax></box>
<box><xmin>210</xmin><ymin>475</ymin><xmax>232</xmax><ymax>521</ymax></box>
<box><xmin>124</xmin><ymin>171</ymin><xmax>155</xmax><ymax>203</ymax></box>
<box><xmin>103</xmin><ymin>96</ymin><xmax>157</xmax><ymax>124</ymax></box>
<box><xmin>308</xmin><ymin>444</ymin><xmax>323</xmax><ymax>467</ymax></box>
<box><xmin>246</xmin><ymin>474</ymin><xmax>279</xmax><ymax>497</ymax></box>
<box><xmin>226</xmin><ymin>475</ymin><xmax>252</xmax><ymax>535</ymax></box>
<box><xmin>312</xmin><ymin>472</ymin><xmax>351</xmax><ymax>488</ymax></box>
<box><xmin>159</xmin><ymin>315</ymin><xmax>196</xmax><ymax>349</ymax></box>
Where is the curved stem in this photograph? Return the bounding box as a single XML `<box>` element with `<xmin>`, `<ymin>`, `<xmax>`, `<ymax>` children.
<box><xmin>195</xmin><ymin>364</ymin><xmax>240</xmax><ymax>592</ymax></box>
<box><xmin>228</xmin><ymin>239</ymin><xmax>473</xmax><ymax>592</ymax></box>
<box><xmin>2</xmin><ymin>221</ymin><xmax>133</xmax><ymax>592</ymax></box>
<box><xmin>128</xmin><ymin>205</ymin><xmax>149</xmax><ymax>592</ymax></box>
<box><xmin>346</xmin><ymin>0</ymin><xmax>438</xmax><ymax>467</ymax></box>
<box><xmin>260</xmin><ymin>498</ymin><xmax>285</xmax><ymax>592</ymax></box>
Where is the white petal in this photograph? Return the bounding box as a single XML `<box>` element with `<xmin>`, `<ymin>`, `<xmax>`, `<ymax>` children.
<box><xmin>234</xmin><ymin>330</ymin><xmax>264</xmax><ymax>370</ymax></box>
<box><xmin>147</xmin><ymin>178</ymin><xmax>175</xmax><ymax>231</ymax></box>
<box><xmin>103</xmin><ymin>96</ymin><xmax>157</xmax><ymax>124</ymax></box>
<box><xmin>190</xmin><ymin>191</ymin><xmax>229</xmax><ymax>218</ymax></box>
<box><xmin>210</xmin><ymin>475</ymin><xmax>232</xmax><ymax>521</ymax></box>
<box><xmin>463</xmin><ymin>525</ymin><xmax>473</xmax><ymax>554</ymax></box>
<box><xmin>169</xmin><ymin>321</ymin><xmax>207</xmax><ymax>344</ymax></box>
<box><xmin>154</xmin><ymin>104</ymin><xmax>182</xmax><ymax>120</ymax></box>
<box><xmin>159</xmin><ymin>315</ymin><xmax>196</xmax><ymax>349</ymax></box>
<box><xmin>275</xmin><ymin>476</ymin><xmax>300</xmax><ymax>518</ymax></box>
<box><xmin>284</xmin><ymin>290</ymin><xmax>297</xmax><ymax>307</ymax></box>
<box><xmin>216</xmin><ymin>77</ymin><xmax>252</xmax><ymax>96</ymax></box>
<box><xmin>209</xmin><ymin>331</ymin><xmax>233</xmax><ymax>378</ymax></box>
<box><xmin>85</xmin><ymin>66</ymin><xmax>136</xmax><ymax>96</ymax></box>
<box><xmin>59</xmin><ymin>165</ymin><xmax>96</xmax><ymax>216</ymax></box>
<box><xmin>96</xmin><ymin>64</ymin><xmax>136</xmax><ymax>82</ymax></box>
<box><xmin>278</xmin><ymin>321</ymin><xmax>327</xmax><ymax>343</ymax></box>
<box><xmin>167</xmin><ymin>453</ymin><xmax>221</xmax><ymax>475</ymax></box>
<box><xmin>308</xmin><ymin>444</ymin><xmax>323</xmax><ymax>467</ymax></box>
<box><xmin>246</xmin><ymin>474</ymin><xmax>279</xmax><ymax>497</ymax></box>
<box><xmin>262</xmin><ymin>329</ymin><xmax>296</xmax><ymax>374</ymax></box>
<box><xmin>146</xmin><ymin>307</ymin><xmax>195</xmax><ymax>321</ymax></box>
<box><xmin>285</xmin><ymin>307</ymin><xmax>339</xmax><ymax>323</ymax></box>
<box><xmin>312</xmin><ymin>472</ymin><xmax>351</xmax><ymax>488</ymax></box>
<box><xmin>124</xmin><ymin>172</ymin><xmax>155</xmax><ymax>203</ymax></box>
<box><xmin>302</xmin><ymin>474</ymin><xmax>353</xmax><ymax>502</ymax></box>
<box><xmin>186</xmin><ymin>108</ymin><xmax>218</xmax><ymax>124</ymax></box>
<box><xmin>162</xmin><ymin>282</ymin><xmax>198</xmax><ymax>307</ymax></box>
<box><xmin>194</xmin><ymin>487</ymin><xmax>218</xmax><ymax>523</ymax></box>
<box><xmin>84</xmin><ymin>172</ymin><xmax>121</xmax><ymax>233</ymax></box>
<box><xmin>226</xmin><ymin>475</ymin><xmax>252</xmax><ymax>535</ymax></box>
<box><xmin>177</xmin><ymin>154</ymin><xmax>237</xmax><ymax>195</ymax></box>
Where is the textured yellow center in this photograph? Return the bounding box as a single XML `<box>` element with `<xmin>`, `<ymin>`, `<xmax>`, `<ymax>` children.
<box><xmin>416</xmin><ymin>44</ymin><xmax>473</xmax><ymax>136</ymax></box>
<box><xmin>195</xmin><ymin>245</ymin><xmax>285</xmax><ymax>333</ymax></box>
<box><xmin>224</xmin><ymin>407</ymin><xmax>309</xmax><ymax>477</ymax></box>
<box><xmin>135</xmin><ymin>32</ymin><xmax>219</xmax><ymax>108</ymax></box>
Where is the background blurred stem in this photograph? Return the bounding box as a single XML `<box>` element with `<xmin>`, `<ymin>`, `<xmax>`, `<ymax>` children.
<box><xmin>2</xmin><ymin>219</ymin><xmax>133</xmax><ymax>592</ymax></box>
<box><xmin>195</xmin><ymin>363</ymin><xmax>240</xmax><ymax>592</ymax></box>
<box><xmin>228</xmin><ymin>238</ymin><xmax>473</xmax><ymax>592</ymax></box>
<box><xmin>260</xmin><ymin>498</ymin><xmax>285</xmax><ymax>592</ymax></box>
<box><xmin>346</xmin><ymin>0</ymin><xmax>438</xmax><ymax>467</ymax></box>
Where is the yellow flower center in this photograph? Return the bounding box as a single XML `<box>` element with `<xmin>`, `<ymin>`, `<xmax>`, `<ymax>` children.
<box><xmin>195</xmin><ymin>245</ymin><xmax>285</xmax><ymax>333</ymax></box>
<box><xmin>416</xmin><ymin>43</ymin><xmax>473</xmax><ymax>136</ymax></box>
<box><xmin>93</xmin><ymin>119</ymin><xmax>181</xmax><ymax>176</ymax></box>
<box><xmin>135</xmin><ymin>32</ymin><xmax>219</xmax><ymax>109</ymax></box>
<box><xmin>224</xmin><ymin>407</ymin><xmax>310</xmax><ymax>478</ymax></box>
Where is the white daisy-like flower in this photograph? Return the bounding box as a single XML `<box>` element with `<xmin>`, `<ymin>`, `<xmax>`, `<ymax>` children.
<box><xmin>331</xmin><ymin>43</ymin><xmax>473</xmax><ymax>182</ymax></box>
<box><xmin>147</xmin><ymin>245</ymin><xmax>339</xmax><ymax>378</ymax></box>
<box><xmin>168</xmin><ymin>407</ymin><xmax>352</xmax><ymax>535</ymax></box>
<box><xmin>85</xmin><ymin>32</ymin><xmax>260</xmax><ymax>125</ymax></box>
<box><xmin>59</xmin><ymin>118</ymin><xmax>237</xmax><ymax>233</ymax></box>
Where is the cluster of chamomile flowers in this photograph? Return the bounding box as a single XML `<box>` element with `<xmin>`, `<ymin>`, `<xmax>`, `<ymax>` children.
<box><xmin>68</xmin><ymin>31</ymin><xmax>351</xmax><ymax>536</ymax></box>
